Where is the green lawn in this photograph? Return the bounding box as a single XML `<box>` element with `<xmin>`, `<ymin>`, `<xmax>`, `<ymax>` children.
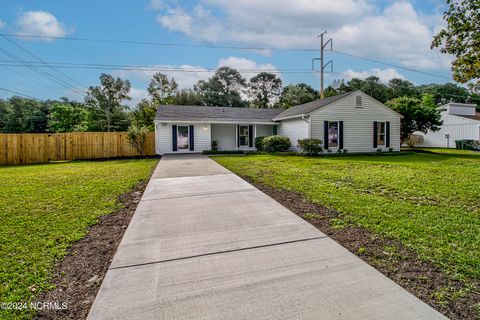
<box><xmin>0</xmin><ymin>159</ymin><xmax>157</xmax><ymax>319</ymax></box>
<box><xmin>213</xmin><ymin>149</ymin><xmax>480</xmax><ymax>283</ymax></box>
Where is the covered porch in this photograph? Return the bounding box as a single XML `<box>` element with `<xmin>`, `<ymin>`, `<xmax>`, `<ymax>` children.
<box><xmin>211</xmin><ymin>123</ymin><xmax>277</xmax><ymax>151</ymax></box>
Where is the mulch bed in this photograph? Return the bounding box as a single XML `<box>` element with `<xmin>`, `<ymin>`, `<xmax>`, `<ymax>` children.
<box><xmin>245</xmin><ymin>178</ymin><xmax>479</xmax><ymax>320</ymax></box>
<box><xmin>33</xmin><ymin>180</ymin><xmax>149</xmax><ymax>320</ymax></box>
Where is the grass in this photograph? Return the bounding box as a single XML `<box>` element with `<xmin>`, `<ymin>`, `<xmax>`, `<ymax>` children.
<box><xmin>213</xmin><ymin>149</ymin><xmax>480</xmax><ymax>283</ymax></box>
<box><xmin>0</xmin><ymin>159</ymin><xmax>158</xmax><ymax>319</ymax></box>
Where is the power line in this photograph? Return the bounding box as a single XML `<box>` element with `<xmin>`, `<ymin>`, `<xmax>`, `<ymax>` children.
<box><xmin>0</xmin><ymin>86</ymin><xmax>38</xmax><ymax>99</ymax></box>
<box><xmin>0</xmin><ymin>46</ymin><xmax>85</xmax><ymax>96</ymax></box>
<box><xmin>0</xmin><ymin>61</ymin><xmax>315</xmax><ymax>74</ymax></box>
<box><xmin>0</xmin><ymin>33</ymin><xmax>314</xmax><ymax>52</ymax></box>
<box><xmin>0</xmin><ymin>35</ymin><xmax>88</xmax><ymax>89</ymax></box>
<box><xmin>0</xmin><ymin>32</ymin><xmax>455</xmax><ymax>82</ymax></box>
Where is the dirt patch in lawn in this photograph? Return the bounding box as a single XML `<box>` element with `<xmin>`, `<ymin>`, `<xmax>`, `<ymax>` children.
<box><xmin>245</xmin><ymin>178</ymin><xmax>480</xmax><ymax>320</ymax></box>
<box><xmin>33</xmin><ymin>180</ymin><xmax>149</xmax><ymax>320</ymax></box>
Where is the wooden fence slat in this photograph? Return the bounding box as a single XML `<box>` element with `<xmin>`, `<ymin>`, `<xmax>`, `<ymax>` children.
<box><xmin>0</xmin><ymin>132</ymin><xmax>156</xmax><ymax>165</ymax></box>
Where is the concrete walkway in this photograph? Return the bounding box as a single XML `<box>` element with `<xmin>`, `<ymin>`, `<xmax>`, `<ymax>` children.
<box><xmin>88</xmin><ymin>154</ymin><xmax>445</xmax><ymax>320</ymax></box>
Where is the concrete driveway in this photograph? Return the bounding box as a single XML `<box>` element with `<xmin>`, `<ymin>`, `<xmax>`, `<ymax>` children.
<box><xmin>88</xmin><ymin>154</ymin><xmax>445</xmax><ymax>320</ymax></box>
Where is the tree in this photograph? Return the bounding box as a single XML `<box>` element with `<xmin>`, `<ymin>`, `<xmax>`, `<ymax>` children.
<box><xmin>195</xmin><ymin>67</ymin><xmax>247</xmax><ymax>107</ymax></box>
<box><xmin>47</xmin><ymin>102</ymin><xmax>88</xmax><ymax>133</ymax></box>
<box><xmin>1</xmin><ymin>97</ymin><xmax>48</xmax><ymax>133</ymax></box>
<box><xmin>386</xmin><ymin>94</ymin><xmax>443</xmax><ymax>143</ymax></box>
<box><xmin>388</xmin><ymin>78</ymin><xmax>419</xmax><ymax>99</ymax></box>
<box><xmin>247</xmin><ymin>72</ymin><xmax>282</xmax><ymax>108</ymax></box>
<box><xmin>148</xmin><ymin>72</ymin><xmax>178</xmax><ymax>105</ymax></box>
<box><xmin>416</xmin><ymin>82</ymin><xmax>469</xmax><ymax>104</ymax></box>
<box><xmin>432</xmin><ymin>0</ymin><xmax>480</xmax><ymax>86</ymax></box>
<box><xmin>277</xmin><ymin>83</ymin><xmax>318</xmax><ymax>108</ymax></box>
<box><xmin>131</xmin><ymin>99</ymin><xmax>157</xmax><ymax>130</ymax></box>
<box><xmin>341</xmin><ymin>76</ymin><xmax>390</xmax><ymax>102</ymax></box>
<box><xmin>85</xmin><ymin>73</ymin><xmax>131</xmax><ymax>132</ymax></box>
<box><xmin>172</xmin><ymin>89</ymin><xmax>205</xmax><ymax>105</ymax></box>
<box><xmin>127</xmin><ymin>124</ymin><xmax>150</xmax><ymax>156</ymax></box>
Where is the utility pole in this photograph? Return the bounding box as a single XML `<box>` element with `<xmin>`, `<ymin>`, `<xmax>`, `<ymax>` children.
<box><xmin>312</xmin><ymin>31</ymin><xmax>333</xmax><ymax>99</ymax></box>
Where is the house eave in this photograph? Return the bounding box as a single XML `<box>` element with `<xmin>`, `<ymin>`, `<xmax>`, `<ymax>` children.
<box><xmin>154</xmin><ymin>119</ymin><xmax>278</xmax><ymax>125</ymax></box>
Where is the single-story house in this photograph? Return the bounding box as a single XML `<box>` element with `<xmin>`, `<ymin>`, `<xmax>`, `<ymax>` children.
<box><xmin>154</xmin><ymin>90</ymin><xmax>402</xmax><ymax>154</ymax></box>
<box><xmin>416</xmin><ymin>102</ymin><xmax>480</xmax><ymax>148</ymax></box>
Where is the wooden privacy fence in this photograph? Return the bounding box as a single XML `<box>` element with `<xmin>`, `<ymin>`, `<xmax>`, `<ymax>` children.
<box><xmin>0</xmin><ymin>132</ymin><xmax>156</xmax><ymax>165</ymax></box>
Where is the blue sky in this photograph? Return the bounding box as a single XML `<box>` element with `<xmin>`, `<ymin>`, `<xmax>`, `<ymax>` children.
<box><xmin>0</xmin><ymin>0</ymin><xmax>453</xmax><ymax>105</ymax></box>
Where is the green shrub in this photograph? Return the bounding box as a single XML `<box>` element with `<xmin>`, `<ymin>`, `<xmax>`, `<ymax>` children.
<box><xmin>262</xmin><ymin>135</ymin><xmax>291</xmax><ymax>152</ymax></box>
<box><xmin>297</xmin><ymin>138</ymin><xmax>323</xmax><ymax>155</ymax></box>
<box><xmin>211</xmin><ymin>140</ymin><xmax>219</xmax><ymax>152</ymax></box>
<box><xmin>255</xmin><ymin>136</ymin><xmax>266</xmax><ymax>151</ymax></box>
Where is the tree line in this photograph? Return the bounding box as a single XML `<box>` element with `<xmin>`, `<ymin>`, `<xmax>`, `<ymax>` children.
<box><xmin>0</xmin><ymin>66</ymin><xmax>479</xmax><ymax>134</ymax></box>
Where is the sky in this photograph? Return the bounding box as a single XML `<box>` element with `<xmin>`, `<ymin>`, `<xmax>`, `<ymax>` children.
<box><xmin>0</xmin><ymin>0</ymin><xmax>454</xmax><ymax>106</ymax></box>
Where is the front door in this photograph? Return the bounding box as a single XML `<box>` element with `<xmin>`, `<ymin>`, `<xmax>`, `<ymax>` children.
<box><xmin>177</xmin><ymin>125</ymin><xmax>189</xmax><ymax>150</ymax></box>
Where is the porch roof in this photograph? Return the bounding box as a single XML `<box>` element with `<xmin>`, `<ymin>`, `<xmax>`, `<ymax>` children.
<box><xmin>155</xmin><ymin>105</ymin><xmax>284</xmax><ymax>123</ymax></box>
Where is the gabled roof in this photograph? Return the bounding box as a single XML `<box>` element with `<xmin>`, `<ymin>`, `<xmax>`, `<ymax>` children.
<box><xmin>155</xmin><ymin>105</ymin><xmax>284</xmax><ymax>123</ymax></box>
<box><xmin>273</xmin><ymin>92</ymin><xmax>353</xmax><ymax>120</ymax></box>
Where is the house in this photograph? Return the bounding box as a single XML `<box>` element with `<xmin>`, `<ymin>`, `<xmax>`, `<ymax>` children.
<box><xmin>154</xmin><ymin>90</ymin><xmax>402</xmax><ymax>154</ymax></box>
<box><xmin>416</xmin><ymin>102</ymin><xmax>480</xmax><ymax>148</ymax></box>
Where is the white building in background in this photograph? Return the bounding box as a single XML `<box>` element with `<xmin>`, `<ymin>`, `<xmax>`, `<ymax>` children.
<box><xmin>417</xmin><ymin>103</ymin><xmax>480</xmax><ymax>148</ymax></box>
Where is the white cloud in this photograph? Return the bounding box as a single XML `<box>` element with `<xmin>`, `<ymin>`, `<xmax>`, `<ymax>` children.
<box><xmin>16</xmin><ymin>11</ymin><xmax>70</xmax><ymax>40</ymax></box>
<box><xmin>0</xmin><ymin>20</ymin><xmax>6</xmax><ymax>29</ymax></box>
<box><xmin>154</xmin><ymin>1</ymin><xmax>452</xmax><ymax>71</ymax></box>
<box><xmin>331</xmin><ymin>2</ymin><xmax>451</xmax><ymax>70</ymax></box>
<box><xmin>217</xmin><ymin>57</ymin><xmax>278</xmax><ymax>80</ymax></box>
<box><xmin>343</xmin><ymin>68</ymin><xmax>405</xmax><ymax>83</ymax></box>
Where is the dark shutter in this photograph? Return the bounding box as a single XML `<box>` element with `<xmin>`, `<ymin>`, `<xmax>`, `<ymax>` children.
<box><xmin>237</xmin><ymin>125</ymin><xmax>240</xmax><ymax>147</ymax></box>
<box><xmin>324</xmin><ymin>121</ymin><xmax>329</xmax><ymax>149</ymax></box>
<box><xmin>172</xmin><ymin>125</ymin><xmax>177</xmax><ymax>152</ymax></box>
<box><xmin>373</xmin><ymin>121</ymin><xmax>378</xmax><ymax>148</ymax></box>
<box><xmin>273</xmin><ymin>125</ymin><xmax>278</xmax><ymax>135</ymax></box>
<box><xmin>385</xmin><ymin>122</ymin><xmax>390</xmax><ymax>148</ymax></box>
<box><xmin>248</xmin><ymin>125</ymin><xmax>253</xmax><ymax>147</ymax></box>
<box><xmin>339</xmin><ymin>121</ymin><xmax>344</xmax><ymax>149</ymax></box>
<box><xmin>189</xmin><ymin>125</ymin><xmax>194</xmax><ymax>151</ymax></box>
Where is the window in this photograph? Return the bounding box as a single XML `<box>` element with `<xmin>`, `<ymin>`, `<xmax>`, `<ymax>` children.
<box><xmin>177</xmin><ymin>126</ymin><xmax>189</xmax><ymax>149</ymax></box>
<box><xmin>328</xmin><ymin>121</ymin><xmax>339</xmax><ymax>148</ymax></box>
<box><xmin>355</xmin><ymin>96</ymin><xmax>363</xmax><ymax>107</ymax></box>
<box><xmin>377</xmin><ymin>122</ymin><xmax>385</xmax><ymax>146</ymax></box>
<box><xmin>239</xmin><ymin>125</ymin><xmax>249</xmax><ymax>146</ymax></box>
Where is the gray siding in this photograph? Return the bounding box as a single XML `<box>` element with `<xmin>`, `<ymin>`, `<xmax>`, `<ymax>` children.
<box><xmin>155</xmin><ymin>122</ymin><xmax>211</xmax><ymax>154</ymax></box>
<box><xmin>310</xmin><ymin>92</ymin><xmax>401</xmax><ymax>152</ymax></box>
<box><xmin>255</xmin><ymin>124</ymin><xmax>274</xmax><ymax>137</ymax></box>
<box><xmin>211</xmin><ymin>124</ymin><xmax>236</xmax><ymax>150</ymax></box>
<box><xmin>277</xmin><ymin>118</ymin><xmax>309</xmax><ymax>150</ymax></box>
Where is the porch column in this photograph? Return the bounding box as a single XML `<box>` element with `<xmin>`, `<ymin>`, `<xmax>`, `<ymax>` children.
<box><xmin>235</xmin><ymin>124</ymin><xmax>238</xmax><ymax>150</ymax></box>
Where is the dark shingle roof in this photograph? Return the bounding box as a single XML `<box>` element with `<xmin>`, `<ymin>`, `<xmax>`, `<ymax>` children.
<box><xmin>458</xmin><ymin>113</ymin><xmax>480</xmax><ymax>121</ymax></box>
<box><xmin>155</xmin><ymin>105</ymin><xmax>284</xmax><ymax>123</ymax></box>
<box><xmin>273</xmin><ymin>91</ymin><xmax>354</xmax><ymax>120</ymax></box>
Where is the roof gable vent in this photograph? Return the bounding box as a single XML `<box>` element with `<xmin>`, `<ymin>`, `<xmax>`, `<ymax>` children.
<box><xmin>355</xmin><ymin>95</ymin><xmax>363</xmax><ymax>107</ymax></box>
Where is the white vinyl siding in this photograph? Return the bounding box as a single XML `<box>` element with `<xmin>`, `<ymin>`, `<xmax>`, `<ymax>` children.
<box><xmin>155</xmin><ymin>122</ymin><xmax>211</xmax><ymax>154</ymax></box>
<box><xmin>310</xmin><ymin>92</ymin><xmax>401</xmax><ymax>152</ymax></box>
<box><xmin>277</xmin><ymin>118</ymin><xmax>309</xmax><ymax>151</ymax></box>
<box><xmin>416</xmin><ymin>112</ymin><xmax>480</xmax><ymax>148</ymax></box>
